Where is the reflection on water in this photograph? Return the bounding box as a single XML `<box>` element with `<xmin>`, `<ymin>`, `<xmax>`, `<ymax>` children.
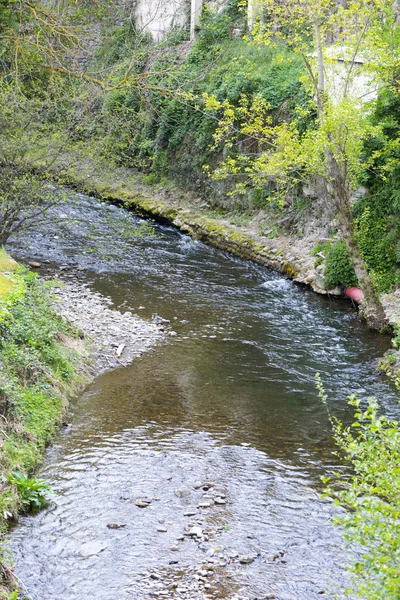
<box><xmin>7</xmin><ymin>192</ymin><xmax>399</xmax><ymax>599</ymax></box>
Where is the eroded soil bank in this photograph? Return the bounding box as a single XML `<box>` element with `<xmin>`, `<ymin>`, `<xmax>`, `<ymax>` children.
<box><xmin>6</xmin><ymin>189</ymin><xmax>400</xmax><ymax>600</ymax></box>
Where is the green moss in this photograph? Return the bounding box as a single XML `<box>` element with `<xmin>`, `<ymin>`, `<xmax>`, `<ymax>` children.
<box><xmin>229</xmin><ymin>230</ymin><xmax>253</xmax><ymax>245</ymax></box>
<box><xmin>283</xmin><ymin>262</ymin><xmax>299</xmax><ymax>278</ymax></box>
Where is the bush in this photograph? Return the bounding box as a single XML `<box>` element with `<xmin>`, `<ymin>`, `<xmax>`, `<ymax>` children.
<box><xmin>317</xmin><ymin>375</ymin><xmax>400</xmax><ymax>599</ymax></box>
<box><xmin>354</xmin><ymin>88</ymin><xmax>400</xmax><ymax>292</ymax></box>
<box><xmin>324</xmin><ymin>240</ymin><xmax>358</xmax><ymax>289</ymax></box>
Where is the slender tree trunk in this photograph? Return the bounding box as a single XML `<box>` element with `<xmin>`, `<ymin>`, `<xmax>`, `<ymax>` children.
<box><xmin>314</xmin><ymin>22</ymin><xmax>325</xmax><ymax>114</ymax></box>
<box><xmin>312</xmin><ymin>31</ymin><xmax>386</xmax><ymax>330</ymax></box>
<box><xmin>325</xmin><ymin>152</ymin><xmax>387</xmax><ymax>330</ymax></box>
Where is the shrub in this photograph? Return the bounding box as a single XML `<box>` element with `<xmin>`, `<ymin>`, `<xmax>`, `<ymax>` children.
<box><xmin>324</xmin><ymin>241</ymin><xmax>358</xmax><ymax>289</ymax></box>
<box><xmin>317</xmin><ymin>375</ymin><xmax>400</xmax><ymax>599</ymax></box>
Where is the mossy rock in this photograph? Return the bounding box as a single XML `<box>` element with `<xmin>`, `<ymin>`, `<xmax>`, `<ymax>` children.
<box><xmin>0</xmin><ymin>273</ymin><xmax>15</xmax><ymax>298</ymax></box>
<box><xmin>283</xmin><ymin>262</ymin><xmax>299</xmax><ymax>278</ymax></box>
<box><xmin>0</xmin><ymin>255</ymin><xmax>18</xmax><ymax>273</ymax></box>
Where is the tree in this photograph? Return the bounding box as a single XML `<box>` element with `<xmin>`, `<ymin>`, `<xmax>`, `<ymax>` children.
<box><xmin>0</xmin><ymin>84</ymin><xmax>72</xmax><ymax>245</ymax></box>
<box><xmin>0</xmin><ymin>164</ymin><xmax>64</xmax><ymax>245</ymax></box>
<box><xmin>0</xmin><ymin>0</ymin><xmax>81</xmax><ymax>84</ymax></box>
<box><xmin>204</xmin><ymin>0</ymin><xmax>400</xmax><ymax>329</ymax></box>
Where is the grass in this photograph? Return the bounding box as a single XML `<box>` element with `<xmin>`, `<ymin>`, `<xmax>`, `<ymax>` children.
<box><xmin>0</xmin><ymin>253</ymin><xmax>91</xmax><ymax>595</ymax></box>
<box><xmin>0</xmin><ymin>250</ymin><xmax>19</xmax><ymax>300</ymax></box>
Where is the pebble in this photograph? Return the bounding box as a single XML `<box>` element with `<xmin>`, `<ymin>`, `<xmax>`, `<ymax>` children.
<box><xmin>188</xmin><ymin>527</ymin><xmax>203</xmax><ymax>538</ymax></box>
<box><xmin>239</xmin><ymin>555</ymin><xmax>255</xmax><ymax>564</ymax></box>
<box><xmin>156</xmin><ymin>526</ymin><xmax>168</xmax><ymax>533</ymax></box>
<box><xmin>135</xmin><ymin>499</ymin><xmax>151</xmax><ymax>508</ymax></box>
<box><xmin>51</xmin><ymin>281</ymin><xmax>164</xmax><ymax>375</ymax></box>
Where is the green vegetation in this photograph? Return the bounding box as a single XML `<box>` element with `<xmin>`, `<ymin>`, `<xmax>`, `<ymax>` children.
<box><xmin>0</xmin><ymin>0</ymin><xmax>399</xmax><ymax>595</ymax></box>
<box><xmin>202</xmin><ymin>0</ymin><xmax>400</xmax><ymax>326</ymax></box>
<box><xmin>1</xmin><ymin>0</ymin><xmax>399</xmax><ymax>303</ymax></box>
<box><xmin>0</xmin><ymin>252</ymin><xmax>89</xmax><ymax>594</ymax></box>
<box><xmin>7</xmin><ymin>471</ymin><xmax>51</xmax><ymax>512</ymax></box>
<box><xmin>317</xmin><ymin>375</ymin><xmax>400</xmax><ymax>599</ymax></box>
<box><xmin>323</xmin><ymin>241</ymin><xmax>358</xmax><ymax>290</ymax></box>
<box><xmin>98</xmin><ymin>4</ymin><xmax>308</xmax><ymax>208</ymax></box>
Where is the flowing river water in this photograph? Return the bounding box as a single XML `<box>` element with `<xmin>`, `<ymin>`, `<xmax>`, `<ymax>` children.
<box><xmin>7</xmin><ymin>192</ymin><xmax>400</xmax><ymax>600</ymax></box>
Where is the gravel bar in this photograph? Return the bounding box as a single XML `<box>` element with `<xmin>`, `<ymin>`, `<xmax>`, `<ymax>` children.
<box><xmin>51</xmin><ymin>280</ymin><xmax>165</xmax><ymax>374</ymax></box>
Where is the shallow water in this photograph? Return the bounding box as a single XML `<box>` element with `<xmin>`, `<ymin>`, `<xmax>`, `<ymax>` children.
<box><xmin>7</xmin><ymin>193</ymin><xmax>399</xmax><ymax>599</ymax></box>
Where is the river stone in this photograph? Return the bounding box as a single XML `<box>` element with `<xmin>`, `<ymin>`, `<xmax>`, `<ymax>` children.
<box><xmin>135</xmin><ymin>499</ymin><xmax>151</xmax><ymax>508</ymax></box>
<box><xmin>239</xmin><ymin>555</ymin><xmax>255</xmax><ymax>564</ymax></box>
<box><xmin>175</xmin><ymin>488</ymin><xmax>190</xmax><ymax>497</ymax></box>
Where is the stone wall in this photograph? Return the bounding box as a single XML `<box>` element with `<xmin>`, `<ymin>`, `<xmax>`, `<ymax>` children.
<box><xmin>134</xmin><ymin>0</ymin><xmax>189</xmax><ymax>40</ymax></box>
<box><xmin>133</xmin><ymin>0</ymin><xmax>231</xmax><ymax>41</ymax></box>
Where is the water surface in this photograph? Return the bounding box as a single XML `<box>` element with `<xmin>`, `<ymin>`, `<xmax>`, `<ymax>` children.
<box><xmin>8</xmin><ymin>192</ymin><xmax>399</xmax><ymax>599</ymax></box>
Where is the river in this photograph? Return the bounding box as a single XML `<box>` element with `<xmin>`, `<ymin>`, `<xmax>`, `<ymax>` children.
<box><xmin>7</xmin><ymin>191</ymin><xmax>399</xmax><ymax>600</ymax></box>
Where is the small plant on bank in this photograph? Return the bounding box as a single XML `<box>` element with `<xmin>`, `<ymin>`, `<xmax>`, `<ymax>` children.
<box><xmin>7</xmin><ymin>471</ymin><xmax>51</xmax><ymax>512</ymax></box>
<box><xmin>392</xmin><ymin>324</ymin><xmax>400</xmax><ymax>350</ymax></box>
<box><xmin>324</xmin><ymin>241</ymin><xmax>358</xmax><ymax>290</ymax></box>
<box><xmin>316</xmin><ymin>374</ymin><xmax>400</xmax><ymax>599</ymax></box>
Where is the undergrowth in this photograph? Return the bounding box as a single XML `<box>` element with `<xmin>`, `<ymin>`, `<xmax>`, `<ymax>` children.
<box><xmin>0</xmin><ymin>256</ymin><xmax>89</xmax><ymax>595</ymax></box>
<box><xmin>317</xmin><ymin>375</ymin><xmax>400</xmax><ymax>599</ymax></box>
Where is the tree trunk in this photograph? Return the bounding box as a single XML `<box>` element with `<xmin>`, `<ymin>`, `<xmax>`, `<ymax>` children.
<box><xmin>325</xmin><ymin>152</ymin><xmax>387</xmax><ymax>330</ymax></box>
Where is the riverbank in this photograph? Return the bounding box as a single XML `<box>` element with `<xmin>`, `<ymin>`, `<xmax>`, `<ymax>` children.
<box><xmin>33</xmin><ymin>155</ymin><xmax>400</xmax><ymax>326</ymax></box>
<box><xmin>50</xmin><ymin>279</ymin><xmax>165</xmax><ymax>374</ymax></box>
<box><xmin>0</xmin><ymin>253</ymin><xmax>165</xmax><ymax>596</ymax></box>
<box><xmin>43</xmin><ymin>157</ymin><xmax>400</xmax><ymax>386</ymax></box>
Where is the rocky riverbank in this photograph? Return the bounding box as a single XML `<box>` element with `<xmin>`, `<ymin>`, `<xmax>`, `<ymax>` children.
<box><xmin>30</xmin><ymin>156</ymin><xmax>400</xmax><ymax>329</ymax></box>
<box><xmin>50</xmin><ymin>279</ymin><xmax>166</xmax><ymax>375</ymax></box>
<box><xmin>0</xmin><ymin>260</ymin><xmax>168</xmax><ymax>596</ymax></box>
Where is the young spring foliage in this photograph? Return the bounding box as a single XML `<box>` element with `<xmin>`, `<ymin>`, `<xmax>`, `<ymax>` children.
<box><xmin>6</xmin><ymin>471</ymin><xmax>51</xmax><ymax>512</ymax></box>
<box><xmin>317</xmin><ymin>374</ymin><xmax>400</xmax><ymax>599</ymax></box>
<box><xmin>203</xmin><ymin>0</ymin><xmax>400</xmax><ymax>327</ymax></box>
